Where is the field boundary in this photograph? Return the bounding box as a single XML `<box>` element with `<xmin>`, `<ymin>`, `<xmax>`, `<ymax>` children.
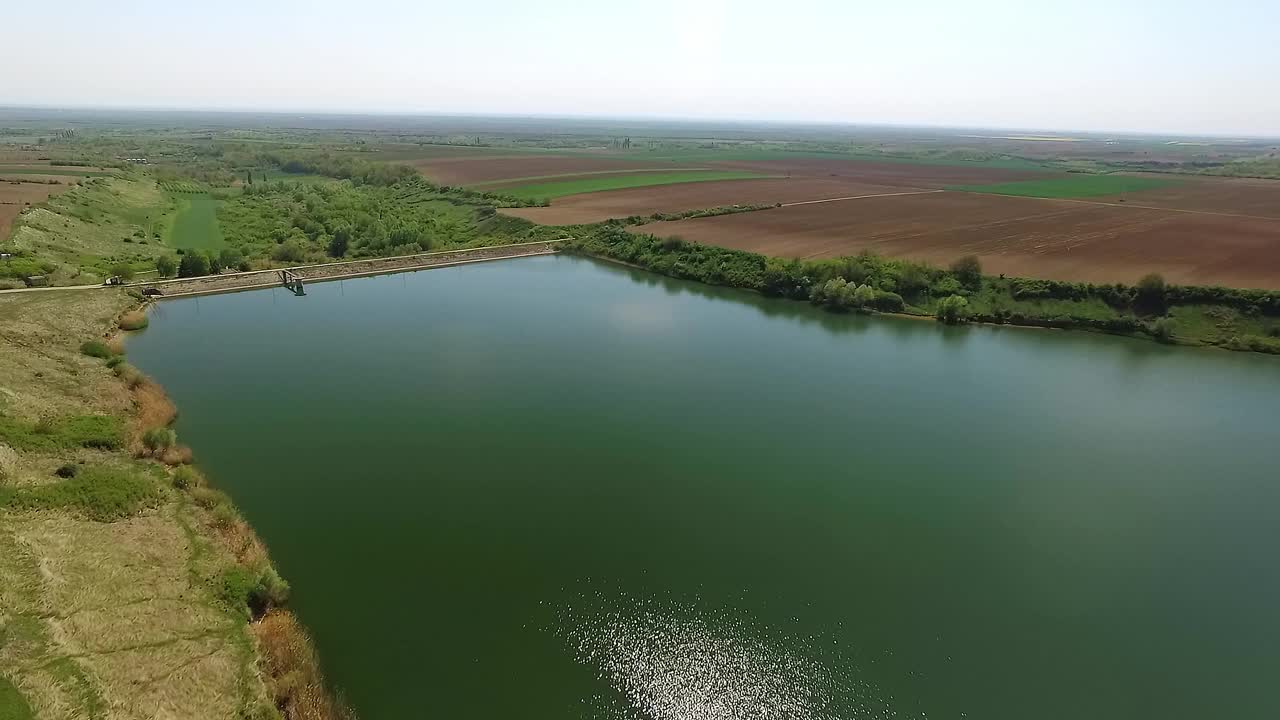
<box><xmin>780</xmin><ymin>189</ymin><xmax>943</xmax><ymax>207</ymax></box>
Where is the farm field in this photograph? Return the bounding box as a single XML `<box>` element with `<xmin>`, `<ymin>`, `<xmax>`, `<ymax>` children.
<box><xmin>503</xmin><ymin>178</ymin><xmax>924</xmax><ymax>224</ymax></box>
<box><xmin>950</xmin><ymin>174</ymin><xmax>1172</xmax><ymax>198</ymax></box>
<box><xmin>410</xmin><ymin>154</ymin><xmax>678</xmax><ymax>185</ymax></box>
<box><xmin>0</xmin><ymin>181</ymin><xmax>72</xmax><ymax>240</ymax></box>
<box><xmin>634</xmin><ymin>191</ymin><xmax>1280</xmax><ymax>289</ymax></box>
<box><xmin>707</xmin><ymin>157</ymin><xmax>1059</xmax><ymax>188</ymax></box>
<box><xmin>498</xmin><ymin>170</ymin><xmax>773</xmax><ymax>200</ymax></box>
<box><xmin>1088</xmin><ymin>175</ymin><xmax>1280</xmax><ymax>218</ymax></box>
<box><xmin>166</xmin><ymin>193</ymin><xmax>224</xmax><ymax>250</ymax></box>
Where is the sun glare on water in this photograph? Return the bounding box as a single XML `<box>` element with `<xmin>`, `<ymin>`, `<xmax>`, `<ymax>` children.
<box><xmin>556</xmin><ymin>592</ymin><xmax>906</xmax><ymax>720</ymax></box>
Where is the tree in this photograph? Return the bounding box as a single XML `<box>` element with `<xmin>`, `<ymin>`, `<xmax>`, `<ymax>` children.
<box><xmin>936</xmin><ymin>295</ymin><xmax>970</xmax><ymax>324</ymax></box>
<box><xmin>109</xmin><ymin>262</ymin><xmax>135</xmax><ymax>282</ymax></box>
<box><xmin>177</xmin><ymin>252</ymin><xmax>210</xmax><ymax>278</ymax></box>
<box><xmin>1136</xmin><ymin>273</ymin><xmax>1167</xmax><ymax>314</ymax></box>
<box><xmin>949</xmin><ymin>255</ymin><xmax>983</xmax><ymax>290</ymax></box>
<box><xmin>155</xmin><ymin>255</ymin><xmax>177</xmax><ymax>278</ymax></box>
<box><xmin>328</xmin><ymin>225</ymin><xmax>351</xmax><ymax>257</ymax></box>
<box><xmin>219</xmin><ymin>247</ymin><xmax>245</xmax><ymax>271</ymax></box>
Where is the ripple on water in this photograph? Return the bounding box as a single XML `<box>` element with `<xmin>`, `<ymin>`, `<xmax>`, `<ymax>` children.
<box><xmin>555</xmin><ymin>590</ymin><xmax>906</xmax><ymax>720</ymax></box>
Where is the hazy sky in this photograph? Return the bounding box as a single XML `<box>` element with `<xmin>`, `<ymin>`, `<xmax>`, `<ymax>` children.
<box><xmin>4</xmin><ymin>0</ymin><xmax>1278</xmax><ymax>136</ymax></box>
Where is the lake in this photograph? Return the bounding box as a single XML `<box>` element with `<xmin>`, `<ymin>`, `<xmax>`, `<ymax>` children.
<box><xmin>127</xmin><ymin>254</ymin><xmax>1280</xmax><ymax>720</ymax></box>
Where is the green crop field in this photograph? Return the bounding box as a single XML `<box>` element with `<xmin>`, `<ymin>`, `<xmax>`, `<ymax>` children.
<box><xmin>949</xmin><ymin>175</ymin><xmax>1173</xmax><ymax>198</ymax></box>
<box><xmin>166</xmin><ymin>193</ymin><xmax>225</xmax><ymax>250</ymax></box>
<box><xmin>501</xmin><ymin>171</ymin><xmax>774</xmax><ymax>200</ymax></box>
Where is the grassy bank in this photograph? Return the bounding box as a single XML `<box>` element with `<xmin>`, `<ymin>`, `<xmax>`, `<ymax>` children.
<box><xmin>0</xmin><ymin>289</ymin><xmax>351</xmax><ymax>719</ymax></box>
<box><xmin>567</xmin><ymin>225</ymin><xmax>1280</xmax><ymax>354</ymax></box>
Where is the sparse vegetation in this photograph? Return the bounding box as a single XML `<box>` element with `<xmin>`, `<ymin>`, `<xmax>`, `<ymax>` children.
<box><xmin>118</xmin><ymin>310</ymin><xmax>149</xmax><ymax>330</ymax></box>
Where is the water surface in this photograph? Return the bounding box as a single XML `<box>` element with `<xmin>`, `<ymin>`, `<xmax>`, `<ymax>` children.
<box><xmin>128</xmin><ymin>255</ymin><xmax>1280</xmax><ymax>719</ymax></box>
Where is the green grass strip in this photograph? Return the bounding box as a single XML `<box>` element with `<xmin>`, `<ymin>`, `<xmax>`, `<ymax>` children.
<box><xmin>167</xmin><ymin>193</ymin><xmax>226</xmax><ymax>250</ymax></box>
<box><xmin>949</xmin><ymin>175</ymin><xmax>1173</xmax><ymax>199</ymax></box>
<box><xmin>502</xmin><ymin>171</ymin><xmax>775</xmax><ymax>200</ymax></box>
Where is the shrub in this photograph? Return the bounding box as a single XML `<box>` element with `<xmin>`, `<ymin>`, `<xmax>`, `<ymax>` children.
<box><xmin>141</xmin><ymin>427</ymin><xmax>176</xmax><ymax>453</ymax></box>
<box><xmin>177</xmin><ymin>252</ymin><xmax>210</xmax><ymax>277</ymax></box>
<box><xmin>1135</xmin><ymin>273</ymin><xmax>1167</xmax><ymax>314</ymax></box>
<box><xmin>936</xmin><ymin>295</ymin><xmax>971</xmax><ymax>324</ymax></box>
<box><xmin>105</xmin><ymin>355</ymin><xmax>125</xmax><ymax>369</ymax></box>
<box><xmin>172</xmin><ymin>466</ymin><xmax>201</xmax><ymax>490</ymax></box>
<box><xmin>155</xmin><ymin>254</ymin><xmax>177</xmax><ymax>278</ymax></box>
<box><xmin>1150</xmin><ymin>317</ymin><xmax>1176</xmax><ymax>343</ymax></box>
<box><xmin>80</xmin><ymin>339</ymin><xmax>113</xmax><ymax>358</ymax></box>
<box><xmin>54</xmin><ymin>463</ymin><xmax>79</xmax><ymax>478</ymax></box>
<box><xmin>118</xmin><ymin>311</ymin><xmax>148</xmax><ymax>331</ymax></box>
<box><xmin>218</xmin><ymin>565</ymin><xmax>291</xmax><ymax>618</ymax></box>
<box><xmin>950</xmin><ymin>255</ymin><xmax>983</xmax><ymax>289</ymax></box>
<box><xmin>109</xmin><ymin>263</ymin><xmax>135</xmax><ymax>282</ymax></box>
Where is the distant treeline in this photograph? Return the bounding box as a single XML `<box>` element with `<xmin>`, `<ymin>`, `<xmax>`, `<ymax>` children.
<box><xmin>565</xmin><ymin>225</ymin><xmax>1280</xmax><ymax>353</ymax></box>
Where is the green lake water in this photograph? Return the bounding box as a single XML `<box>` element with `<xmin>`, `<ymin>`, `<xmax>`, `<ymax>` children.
<box><xmin>126</xmin><ymin>255</ymin><xmax>1280</xmax><ymax>720</ymax></box>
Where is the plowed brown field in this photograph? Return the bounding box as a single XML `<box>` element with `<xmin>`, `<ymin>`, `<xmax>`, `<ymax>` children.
<box><xmin>502</xmin><ymin>178</ymin><xmax>925</xmax><ymax>225</ymax></box>
<box><xmin>1090</xmin><ymin>175</ymin><xmax>1280</xmax><ymax>218</ymax></box>
<box><xmin>635</xmin><ymin>191</ymin><xmax>1280</xmax><ymax>289</ymax></box>
<box><xmin>411</xmin><ymin>155</ymin><xmax>682</xmax><ymax>185</ymax></box>
<box><xmin>1</xmin><ymin>181</ymin><xmax>68</xmax><ymax>239</ymax></box>
<box><xmin>706</xmin><ymin>158</ymin><xmax>1057</xmax><ymax>188</ymax></box>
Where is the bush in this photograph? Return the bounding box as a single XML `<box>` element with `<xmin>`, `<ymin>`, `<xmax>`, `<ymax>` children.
<box><xmin>950</xmin><ymin>255</ymin><xmax>983</xmax><ymax>290</ymax></box>
<box><xmin>177</xmin><ymin>252</ymin><xmax>210</xmax><ymax>278</ymax></box>
<box><xmin>172</xmin><ymin>466</ymin><xmax>199</xmax><ymax>489</ymax></box>
<box><xmin>936</xmin><ymin>295</ymin><xmax>971</xmax><ymax>324</ymax></box>
<box><xmin>105</xmin><ymin>355</ymin><xmax>125</xmax><ymax>369</ymax></box>
<box><xmin>141</xmin><ymin>427</ymin><xmax>176</xmax><ymax>453</ymax></box>
<box><xmin>109</xmin><ymin>263</ymin><xmax>136</xmax><ymax>282</ymax></box>
<box><xmin>80</xmin><ymin>339</ymin><xmax>113</xmax><ymax>358</ymax></box>
<box><xmin>1150</xmin><ymin>317</ymin><xmax>1176</xmax><ymax>343</ymax></box>
<box><xmin>1136</xmin><ymin>273</ymin><xmax>1167</xmax><ymax>314</ymax></box>
<box><xmin>218</xmin><ymin>565</ymin><xmax>291</xmax><ymax>618</ymax></box>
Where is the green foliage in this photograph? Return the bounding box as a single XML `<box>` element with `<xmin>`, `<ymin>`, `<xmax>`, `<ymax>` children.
<box><xmin>949</xmin><ymin>255</ymin><xmax>982</xmax><ymax>290</ymax></box>
<box><xmin>172</xmin><ymin>466</ymin><xmax>200</xmax><ymax>490</ymax></box>
<box><xmin>1136</xmin><ymin>273</ymin><xmax>1167</xmax><ymax>314</ymax></box>
<box><xmin>155</xmin><ymin>254</ymin><xmax>177</xmax><ymax>277</ymax></box>
<box><xmin>0</xmin><ymin>414</ymin><xmax>124</xmax><ymax>452</ymax></box>
<box><xmin>950</xmin><ymin>175</ymin><xmax>1172</xmax><ymax>198</ymax></box>
<box><xmin>0</xmin><ymin>465</ymin><xmax>161</xmax><ymax>522</ymax></box>
<box><xmin>217</xmin><ymin>564</ymin><xmax>291</xmax><ymax>618</ymax></box>
<box><xmin>177</xmin><ymin>251</ymin><xmax>210</xmax><ymax>277</ymax></box>
<box><xmin>80</xmin><ymin>339</ymin><xmax>113</xmax><ymax>359</ymax></box>
<box><xmin>108</xmin><ymin>262</ymin><xmax>136</xmax><ymax>281</ymax></box>
<box><xmin>936</xmin><ymin>295</ymin><xmax>971</xmax><ymax>324</ymax></box>
<box><xmin>218</xmin><ymin>176</ymin><xmax>555</xmax><ymax>264</ymax></box>
<box><xmin>141</xmin><ymin>427</ymin><xmax>176</xmax><ymax>453</ymax></box>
